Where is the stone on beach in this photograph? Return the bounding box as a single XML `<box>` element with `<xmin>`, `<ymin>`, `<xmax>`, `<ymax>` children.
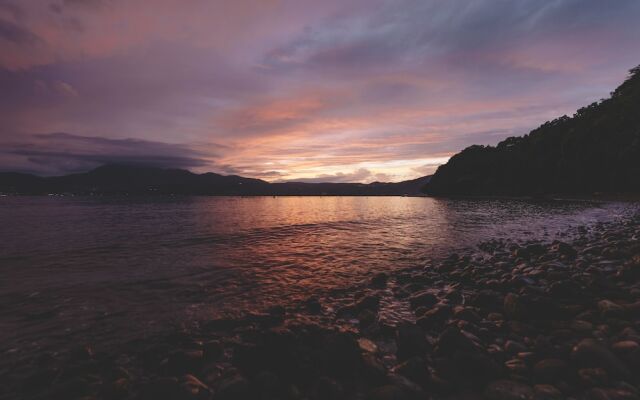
<box><xmin>571</xmin><ymin>339</ymin><xmax>631</xmax><ymax>379</ymax></box>
<box><xmin>484</xmin><ymin>379</ymin><xmax>534</xmax><ymax>400</ymax></box>
<box><xmin>8</xmin><ymin>211</ymin><xmax>640</xmax><ymax>400</ymax></box>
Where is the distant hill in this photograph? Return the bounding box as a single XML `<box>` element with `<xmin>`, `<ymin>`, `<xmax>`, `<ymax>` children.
<box><xmin>425</xmin><ymin>65</ymin><xmax>640</xmax><ymax>196</ymax></box>
<box><xmin>0</xmin><ymin>164</ymin><xmax>431</xmax><ymax>196</ymax></box>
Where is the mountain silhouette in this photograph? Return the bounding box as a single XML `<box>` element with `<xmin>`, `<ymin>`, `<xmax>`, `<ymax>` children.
<box><xmin>0</xmin><ymin>164</ymin><xmax>431</xmax><ymax>196</ymax></box>
<box><xmin>425</xmin><ymin>65</ymin><xmax>640</xmax><ymax>196</ymax></box>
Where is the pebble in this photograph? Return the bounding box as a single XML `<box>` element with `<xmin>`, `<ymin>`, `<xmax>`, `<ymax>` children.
<box><xmin>572</xmin><ymin>339</ymin><xmax>631</xmax><ymax>379</ymax></box>
<box><xmin>533</xmin><ymin>359</ymin><xmax>568</xmax><ymax>383</ymax></box>
<box><xmin>8</xmin><ymin>213</ymin><xmax>640</xmax><ymax>400</ymax></box>
<box><xmin>484</xmin><ymin>379</ymin><xmax>534</xmax><ymax>400</ymax></box>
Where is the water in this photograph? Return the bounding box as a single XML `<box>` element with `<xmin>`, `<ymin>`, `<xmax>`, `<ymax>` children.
<box><xmin>0</xmin><ymin>196</ymin><xmax>635</xmax><ymax>357</ymax></box>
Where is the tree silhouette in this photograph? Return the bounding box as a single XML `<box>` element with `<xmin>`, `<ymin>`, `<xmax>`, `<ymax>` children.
<box><xmin>425</xmin><ymin>65</ymin><xmax>640</xmax><ymax>196</ymax></box>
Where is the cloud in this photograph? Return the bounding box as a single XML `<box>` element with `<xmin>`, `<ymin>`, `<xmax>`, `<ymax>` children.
<box><xmin>0</xmin><ymin>0</ymin><xmax>639</xmax><ymax>181</ymax></box>
<box><xmin>0</xmin><ymin>132</ymin><xmax>210</xmax><ymax>175</ymax></box>
<box><xmin>0</xmin><ymin>18</ymin><xmax>39</xmax><ymax>44</ymax></box>
<box><xmin>412</xmin><ymin>162</ymin><xmax>447</xmax><ymax>177</ymax></box>
<box><xmin>283</xmin><ymin>168</ymin><xmax>374</xmax><ymax>183</ymax></box>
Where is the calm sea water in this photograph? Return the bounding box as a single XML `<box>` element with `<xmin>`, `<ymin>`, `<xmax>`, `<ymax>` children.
<box><xmin>0</xmin><ymin>196</ymin><xmax>635</xmax><ymax>356</ymax></box>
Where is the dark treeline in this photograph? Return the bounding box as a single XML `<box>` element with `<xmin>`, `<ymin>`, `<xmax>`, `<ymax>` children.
<box><xmin>0</xmin><ymin>164</ymin><xmax>431</xmax><ymax>196</ymax></box>
<box><xmin>425</xmin><ymin>65</ymin><xmax>640</xmax><ymax>196</ymax></box>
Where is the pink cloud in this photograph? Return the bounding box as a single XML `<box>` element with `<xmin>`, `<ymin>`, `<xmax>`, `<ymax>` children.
<box><xmin>1</xmin><ymin>0</ymin><xmax>639</xmax><ymax>181</ymax></box>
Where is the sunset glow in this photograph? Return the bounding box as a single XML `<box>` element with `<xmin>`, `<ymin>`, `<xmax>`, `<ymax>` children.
<box><xmin>1</xmin><ymin>0</ymin><xmax>639</xmax><ymax>181</ymax></box>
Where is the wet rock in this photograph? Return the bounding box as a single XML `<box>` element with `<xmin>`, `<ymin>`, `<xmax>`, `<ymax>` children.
<box><xmin>409</xmin><ymin>292</ymin><xmax>438</xmax><ymax>309</ymax></box>
<box><xmin>504</xmin><ymin>358</ymin><xmax>527</xmax><ymax>374</ymax></box>
<box><xmin>139</xmin><ymin>377</ymin><xmax>182</xmax><ymax>400</ymax></box>
<box><xmin>246</xmin><ymin>311</ymin><xmax>284</xmax><ymax>327</ymax></box>
<box><xmin>216</xmin><ymin>375</ymin><xmax>251</xmax><ymax>400</ymax></box>
<box><xmin>572</xmin><ymin>339</ymin><xmax>631</xmax><ymax>379</ymax></box>
<box><xmin>533</xmin><ymin>384</ymin><xmax>563</xmax><ymax>400</ymax></box>
<box><xmin>504</xmin><ymin>293</ymin><xmax>525</xmax><ymax>320</ymax></box>
<box><xmin>396</xmin><ymin>322</ymin><xmax>427</xmax><ymax>361</ymax></box>
<box><xmin>203</xmin><ymin>340</ymin><xmax>223</xmax><ymax>361</ymax></box>
<box><xmin>436</xmin><ymin>326</ymin><xmax>483</xmax><ymax>354</ymax></box>
<box><xmin>393</xmin><ymin>357</ymin><xmax>430</xmax><ymax>386</ymax></box>
<box><xmin>71</xmin><ymin>344</ymin><xmax>95</xmax><ymax>361</ymax></box>
<box><xmin>304</xmin><ymin>297</ymin><xmax>322</xmax><ymax>314</ymax></box>
<box><xmin>435</xmin><ymin>327</ymin><xmax>501</xmax><ymax>385</ymax></box>
<box><xmin>611</xmin><ymin>340</ymin><xmax>639</xmax><ymax>355</ymax></box>
<box><xmin>181</xmin><ymin>374</ymin><xmax>211</xmax><ymax>399</ymax></box>
<box><xmin>362</xmin><ymin>353</ymin><xmax>387</xmax><ymax>381</ymax></box>
<box><xmin>357</xmin><ymin>295</ymin><xmax>381</xmax><ymax>312</ymax></box>
<box><xmin>359</xmin><ymin>309</ymin><xmax>378</xmax><ymax>328</ymax></box>
<box><xmin>335</xmin><ymin>304</ymin><xmax>357</xmax><ymax>318</ymax></box>
<box><xmin>267</xmin><ymin>305</ymin><xmax>286</xmax><ymax>320</ymax></box>
<box><xmin>571</xmin><ymin>320</ymin><xmax>594</xmax><ymax>333</ymax></box>
<box><xmin>505</xmin><ymin>340</ymin><xmax>527</xmax><ymax>354</ymax></box>
<box><xmin>48</xmin><ymin>376</ymin><xmax>91</xmax><ymax>399</ymax></box>
<box><xmin>413</xmin><ymin>305</ymin><xmax>429</xmax><ymax>317</ymax></box>
<box><xmin>322</xmin><ymin>331</ymin><xmax>363</xmax><ymax>377</ymax></box>
<box><xmin>532</xmin><ymin>359</ymin><xmax>568</xmax><ymax>383</ymax></box>
<box><xmin>472</xmin><ymin>290</ymin><xmax>504</xmax><ymax>310</ymax></box>
<box><xmin>416</xmin><ymin>304</ymin><xmax>451</xmax><ymax>328</ymax></box>
<box><xmin>366</xmin><ymin>385</ymin><xmax>418</xmax><ymax>400</ymax></box>
<box><xmin>453</xmin><ymin>306</ymin><xmax>482</xmax><ymax>323</ymax></box>
<box><xmin>484</xmin><ymin>380</ymin><xmax>534</xmax><ymax>400</ymax></box>
<box><xmin>548</xmin><ymin>280</ymin><xmax>584</xmax><ymax>299</ymax></box>
<box><xmin>598</xmin><ymin>300</ymin><xmax>626</xmax><ymax>318</ymax></box>
<box><xmin>551</xmin><ymin>241</ymin><xmax>577</xmax><ymax>259</ymax></box>
<box><xmin>521</xmin><ymin>295</ymin><xmax>562</xmax><ymax>320</ymax></box>
<box><xmin>166</xmin><ymin>350</ymin><xmax>204</xmax><ymax>375</ymax></box>
<box><xmin>618</xmin><ymin>262</ymin><xmax>640</xmax><ymax>282</ymax></box>
<box><xmin>371</xmin><ymin>272</ymin><xmax>389</xmax><ymax>288</ymax></box>
<box><xmin>488</xmin><ymin>312</ymin><xmax>505</xmax><ymax>321</ymax></box>
<box><xmin>358</xmin><ymin>338</ymin><xmax>378</xmax><ymax>353</ymax></box>
<box><xmin>584</xmin><ymin>388</ymin><xmax>640</xmax><ymax>400</ymax></box>
<box><xmin>444</xmin><ymin>288</ymin><xmax>463</xmax><ymax>303</ymax></box>
<box><xmin>21</xmin><ymin>368</ymin><xmax>59</xmax><ymax>395</ymax></box>
<box><xmin>578</xmin><ymin>368</ymin><xmax>609</xmax><ymax>387</ymax></box>
<box><xmin>315</xmin><ymin>376</ymin><xmax>344</xmax><ymax>399</ymax></box>
<box><xmin>104</xmin><ymin>377</ymin><xmax>130</xmax><ymax>400</ymax></box>
<box><xmin>250</xmin><ymin>371</ymin><xmax>278</xmax><ymax>398</ymax></box>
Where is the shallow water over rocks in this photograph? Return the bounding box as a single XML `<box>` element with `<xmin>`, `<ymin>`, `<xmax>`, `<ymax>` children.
<box><xmin>0</xmin><ymin>196</ymin><xmax>636</xmax><ymax>364</ymax></box>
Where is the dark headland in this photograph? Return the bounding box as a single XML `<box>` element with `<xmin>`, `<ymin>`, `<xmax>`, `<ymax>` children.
<box><xmin>3</xmin><ymin>69</ymin><xmax>640</xmax><ymax>400</ymax></box>
<box><xmin>425</xmin><ymin>66</ymin><xmax>640</xmax><ymax>197</ymax></box>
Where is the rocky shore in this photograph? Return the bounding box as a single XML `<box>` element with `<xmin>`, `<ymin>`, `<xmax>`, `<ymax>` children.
<box><xmin>4</xmin><ymin>213</ymin><xmax>640</xmax><ymax>400</ymax></box>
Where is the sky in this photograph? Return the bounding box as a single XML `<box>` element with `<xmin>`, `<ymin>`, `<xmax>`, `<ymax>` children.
<box><xmin>1</xmin><ymin>0</ymin><xmax>639</xmax><ymax>182</ymax></box>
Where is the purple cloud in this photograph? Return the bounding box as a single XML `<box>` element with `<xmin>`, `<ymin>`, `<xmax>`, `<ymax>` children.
<box><xmin>0</xmin><ymin>133</ymin><xmax>210</xmax><ymax>175</ymax></box>
<box><xmin>0</xmin><ymin>0</ymin><xmax>639</xmax><ymax>181</ymax></box>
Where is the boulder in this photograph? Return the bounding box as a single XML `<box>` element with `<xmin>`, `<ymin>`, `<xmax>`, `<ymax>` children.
<box><xmin>533</xmin><ymin>384</ymin><xmax>564</xmax><ymax>400</ymax></box>
<box><xmin>393</xmin><ymin>357</ymin><xmax>430</xmax><ymax>386</ymax></box>
<box><xmin>356</xmin><ymin>295</ymin><xmax>381</xmax><ymax>312</ymax></box>
<box><xmin>215</xmin><ymin>375</ymin><xmax>251</xmax><ymax>400</ymax></box>
<box><xmin>304</xmin><ymin>297</ymin><xmax>323</xmax><ymax>314</ymax></box>
<box><xmin>532</xmin><ymin>359</ymin><xmax>568</xmax><ymax>383</ymax></box>
<box><xmin>409</xmin><ymin>292</ymin><xmax>438</xmax><ymax>309</ymax></box>
<box><xmin>396</xmin><ymin>323</ymin><xmax>428</xmax><ymax>361</ymax></box>
<box><xmin>181</xmin><ymin>374</ymin><xmax>211</xmax><ymax>399</ymax></box>
<box><xmin>166</xmin><ymin>350</ymin><xmax>204</xmax><ymax>375</ymax></box>
<box><xmin>598</xmin><ymin>300</ymin><xmax>626</xmax><ymax>318</ymax></box>
<box><xmin>571</xmin><ymin>339</ymin><xmax>631</xmax><ymax>379</ymax></box>
<box><xmin>551</xmin><ymin>241</ymin><xmax>577</xmax><ymax>259</ymax></box>
<box><xmin>371</xmin><ymin>272</ymin><xmax>389</xmax><ymax>288</ymax></box>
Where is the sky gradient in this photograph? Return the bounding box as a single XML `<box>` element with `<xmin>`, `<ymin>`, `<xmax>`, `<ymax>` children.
<box><xmin>1</xmin><ymin>0</ymin><xmax>639</xmax><ymax>182</ymax></box>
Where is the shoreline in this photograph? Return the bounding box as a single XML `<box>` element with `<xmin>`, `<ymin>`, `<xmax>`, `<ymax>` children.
<box><xmin>3</xmin><ymin>213</ymin><xmax>640</xmax><ymax>399</ymax></box>
<box><xmin>3</xmin><ymin>192</ymin><xmax>640</xmax><ymax>204</ymax></box>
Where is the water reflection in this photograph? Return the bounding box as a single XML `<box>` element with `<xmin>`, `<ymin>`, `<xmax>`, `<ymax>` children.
<box><xmin>0</xmin><ymin>196</ymin><xmax>634</xmax><ymax>354</ymax></box>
